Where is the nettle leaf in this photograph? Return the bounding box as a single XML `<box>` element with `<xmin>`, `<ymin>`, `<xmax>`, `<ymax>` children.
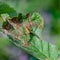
<box><xmin>1</xmin><ymin>13</ymin><xmax>58</xmax><ymax>60</ymax></box>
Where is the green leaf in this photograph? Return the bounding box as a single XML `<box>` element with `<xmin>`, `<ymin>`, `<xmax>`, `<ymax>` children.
<box><xmin>0</xmin><ymin>2</ymin><xmax>17</xmax><ymax>17</ymax></box>
<box><xmin>1</xmin><ymin>13</ymin><xmax>58</xmax><ymax>60</ymax></box>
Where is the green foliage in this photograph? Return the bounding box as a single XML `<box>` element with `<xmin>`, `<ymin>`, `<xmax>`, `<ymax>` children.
<box><xmin>1</xmin><ymin>13</ymin><xmax>58</xmax><ymax>60</ymax></box>
<box><xmin>0</xmin><ymin>50</ymin><xmax>9</xmax><ymax>60</ymax></box>
<box><xmin>0</xmin><ymin>37</ymin><xmax>11</xmax><ymax>60</ymax></box>
<box><xmin>0</xmin><ymin>37</ymin><xmax>9</xmax><ymax>49</ymax></box>
<box><xmin>0</xmin><ymin>2</ymin><xmax>17</xmax><ymax>17</ymax></box>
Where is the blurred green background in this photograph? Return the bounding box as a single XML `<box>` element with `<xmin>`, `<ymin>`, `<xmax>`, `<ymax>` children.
<box><xmin>0</xmin><ymin>0</ymin><xmax>60</xmax><ymax>60</ymax></box>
